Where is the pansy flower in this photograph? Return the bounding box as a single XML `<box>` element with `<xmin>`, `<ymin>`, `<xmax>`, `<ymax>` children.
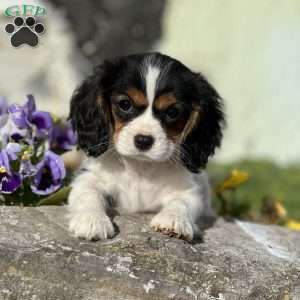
<box><xmin>0</xmin><ymin>143</ymin><xmax>22</xmax><ymax>194</ymax></box>
<box><xmin>19</xmin><ymin>150</ymin><xmax>36</xmax><ymax>178</ymax></box>
<box><xmin>31</xmin><ymin>150</ymin><xmax>66</xmax><ymax>195</ymax></box>
<box><xmin>51</xmin><ymin>121</ymin><xmax>77</xmax><ymax>151</ymax></box>
<box><xmin>9</xmin><ymin>95</ymin><xmax>53</xmax><ymax>138</ymax></box>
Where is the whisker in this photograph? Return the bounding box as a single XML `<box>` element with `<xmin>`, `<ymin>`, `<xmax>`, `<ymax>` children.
<box><xmin>87</xmin><ymin>141</ymin><xmax>110</xmax><ymax>150</ymax></box>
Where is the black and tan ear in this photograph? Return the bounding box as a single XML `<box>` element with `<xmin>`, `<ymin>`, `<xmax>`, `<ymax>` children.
<box><xmin>181</xmin><ymin>73</ymin><xmax>225</xmax><ymax>173</ymax></box>
<box><xmin>69</xmin><ymin>65</ymin><xmax>112</xmax><ymax>157</ymax></box>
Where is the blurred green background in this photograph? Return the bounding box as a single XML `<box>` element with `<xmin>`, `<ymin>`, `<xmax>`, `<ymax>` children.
<box><xmin>209</xmin><ymin>160</ymin><xmax>300</xmax><ymax>220</ymax></box>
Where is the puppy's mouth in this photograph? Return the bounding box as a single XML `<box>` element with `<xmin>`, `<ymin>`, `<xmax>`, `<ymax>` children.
<box><xmin>121</xmin><ymin>152</ymin><xmax>156</xmax><ymax>162</ymax></box>
<box><xmin>121</xmin><ymin>150</ymin><xmax>173</xmax><ymax>163</ymax></box>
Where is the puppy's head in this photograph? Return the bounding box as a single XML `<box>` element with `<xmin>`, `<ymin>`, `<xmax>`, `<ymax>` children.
<box><xmin>70</xmin><ymin>52</ymin><xmax>224</xmax><ymax>173</ymax></box>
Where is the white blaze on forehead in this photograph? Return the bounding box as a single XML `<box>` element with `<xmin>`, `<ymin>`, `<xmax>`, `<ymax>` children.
<box><xmin>145</xmin><ymin>65</ymin><xmax>160</xmax><ymax>104</ymax></box>
<box><xmin>115</xmin><ymin>59</ymin><xmax>175</xmax><ymax>161</ymax></box>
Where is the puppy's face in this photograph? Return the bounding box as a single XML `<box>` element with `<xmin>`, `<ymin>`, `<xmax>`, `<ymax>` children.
<box><xmin>111</xmin><ymin>63</ymin><xmax>193</xmax><ymax>162</ymax></box>
<box><xmin>70</xmin><ymin>53</ymin><xmax>224</xmax><ymax>172</ymax></box>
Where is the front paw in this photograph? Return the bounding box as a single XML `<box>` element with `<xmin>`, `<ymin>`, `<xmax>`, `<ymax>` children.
<box><xmin>69</xmin><ymin>212</ymin><xmax>115</xmax><ymax>241</ymax></box>
<box><xmin>150</xmin><ymin>212</ymin><xmax>197</xmax><ymax>241</ymax></box>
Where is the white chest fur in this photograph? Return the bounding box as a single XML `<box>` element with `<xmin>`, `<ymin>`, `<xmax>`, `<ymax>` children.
<box><xmin>82</xmin><ymin>152</ymin><xmax>203</xmax><ymax>214</ymax></box>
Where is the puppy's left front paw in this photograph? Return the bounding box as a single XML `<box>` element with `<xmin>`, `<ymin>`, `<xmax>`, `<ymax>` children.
<box><xmin>150</xmin><ymin>212</ymin><xmax>195</xmax><ymax>241</ymax></box>
<box><xmin>69</xmin><ymin>212</ymin><xmax>115</xmax><ymax>241</ymax></box>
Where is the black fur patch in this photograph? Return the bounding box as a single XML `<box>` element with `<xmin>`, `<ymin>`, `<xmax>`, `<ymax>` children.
<box><xmin>180</xmin><ymin>72</ymin><xmax>225</xmax><ymax>173</ymax></box>
<box><xmin>69</xmin><ymin>65</ymin><xmax>111</xmax><ymax>156</ymax></box>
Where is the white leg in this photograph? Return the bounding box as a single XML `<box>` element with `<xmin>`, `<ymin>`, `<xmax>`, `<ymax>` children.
<box><xmin>150</xmin><ymin>189</ymin><xmax>205</xmax><ymax>240</ymax></box>
<box><xmin>68</xmin><ymin>171</ymin><xmax>115</xmax><ymax>240</ymax></box>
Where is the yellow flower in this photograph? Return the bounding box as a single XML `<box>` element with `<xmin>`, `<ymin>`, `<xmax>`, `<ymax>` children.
<box><xmin>21</xmin><ymin>151</ymin><xmax>30</xmax><ymax>161</ymax></box>
<box><xmin>285</xmin><ymin>219</ymin><xmax>300</xmax><ymax>231</ymax></box>
<box><xmin>261</xmin><ymin>197</ymin><xmax>287</xmax><ymax>224</ymax></box>
<box><xmin>0</xmin><ymin>166</ymin><xmax>6</xmax><ymax>173</ymax></box>
<box><xmin>216</xmin><ymin>169</ymin><xmax>249</xmax><ymax>194</ymax></box>
<box><xmin>50</xmin><ymin>113</ymin><xmax>60</xmax><ymax>123</ymax></box>
<box><xmin>273</xmin><ymin>201</ymin><xmax>287</xmax><ymax>219</ymax></box>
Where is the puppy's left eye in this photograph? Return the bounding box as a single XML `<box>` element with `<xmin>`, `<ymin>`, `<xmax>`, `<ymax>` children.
<box><xmin>117</xmin><ymin>96</ymin><xmax>132</xmax><ymax>112</ymax></box>
<box><xmin>165</xmin><ymin>105</ymin><xmax>180</xmax><ymax>121</ymax></box>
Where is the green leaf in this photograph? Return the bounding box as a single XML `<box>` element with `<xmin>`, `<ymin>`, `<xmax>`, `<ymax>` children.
<box><xmin>31</xmin><ymin>143</ymin><xmax>45</xmax><ymax>164</ymax></box>
<box><xmin>37</xmin><ymin>186</ymin><xmax>71</xmax><ymax>206</ymax></box>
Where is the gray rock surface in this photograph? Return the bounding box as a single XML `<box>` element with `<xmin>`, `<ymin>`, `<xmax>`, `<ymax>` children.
<box><xmin>0</xmin><ymin>206</ymin><xmax>299</xmax><ymax>300</ymax></box>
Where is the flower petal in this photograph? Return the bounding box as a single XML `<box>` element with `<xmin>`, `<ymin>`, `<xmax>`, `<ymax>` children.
<box><xmin>31</xmin><ymin>111</ymin><xmax>53</xmax><ymax>131</ymax></box>
<box><xmin>51</xmin><ymin>121</ymin><xmax>77</xmax><ymax>151</ymax></box>
<box><xmin>20</xmin><ymin>160</ymin><xmax>36</xmax><ymax>178</ymax></box>
<box><xmin>0</xmin><ymin>172</ymin><xmax>21</xmax><ymax>194</ymax></box>
<box><xmin>24</xmin><ymin>95</ymin><xmax>36</xmax><ymax>117</ymax></box>
<box><xmin>31</xmin><ymin>151</ymin><xmax>66</xmax><ymax>196</ymax></box>
<box><xmin>47</xmin><ymin>151</ymin><xmax>66</xmax><ymax>179</ymax></box>
<box><xmin>0</xmin><ymin>117</ymin><xmax>28</xmax><ymax>145</ymax></box>
<box><xmin>6</xmin><ymin>143</ymin><xmax>22</xmax><ymax>160</ymax></box>
<box><xmin>0</xmin><ymin>96</ymin><xmax>9</xmax><ymax>128</ymax></box>
<box><xmin>0</xmin><ymin>150</ymin><xmax>10</xmax><ymax>173</ymax></box>
<box><xmin>285</xmin><ymin>219</ymin><xmax>300</xmax><ymax>231</ymax></box>
<box><xmin>8</xmin><ymin>104</ymin><xmax>28</xmax><ymax>129</ymax></box>
<box><xmin>31</xmin><ymin>181</ymin><xmax>61</xmax><ymax>196</ymax></box>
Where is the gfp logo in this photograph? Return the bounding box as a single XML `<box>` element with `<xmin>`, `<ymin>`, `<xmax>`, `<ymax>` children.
<box><xmin>4</xmin><ymin>5</ymin><xmax>47</xmax><ymax>17</ymax></box>
<box><xmin>4</xmin><ymin>4</ymin><xmax>47</xmax><ymax>47</ymax></box>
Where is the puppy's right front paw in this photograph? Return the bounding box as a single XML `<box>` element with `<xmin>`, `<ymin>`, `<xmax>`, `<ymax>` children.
<box><xmin>69</xmin><ymin>212</ymin><xmax>115</xmax><ymax>241</ymax></box>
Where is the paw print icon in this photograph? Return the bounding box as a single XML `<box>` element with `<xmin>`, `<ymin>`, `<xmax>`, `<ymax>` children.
<box><xmin>5</xmin><ymin>16</ymin><xmax>45</xmax><ymax>47</ymax></box>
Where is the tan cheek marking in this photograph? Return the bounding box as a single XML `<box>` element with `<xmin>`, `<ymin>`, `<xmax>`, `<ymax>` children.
<box><xmin>154</xmin><ymin>93</ymin><xmax>177</xmax><ymax>110</ymax></box>
<box><xmin>166</xmin><ymin>119</ymin><xmax>189</xmax><ymax>142</ymax></box>
<box><xmin>181</xmin><ymin>110</ymin><xmax>201</xmax><ymax>140</ymax></box>
<box><xmin>166</xmin><ymin>109</ymin><xmax>201</xmax><ymax>143</ymax></box>
<box><xmin>126</xmin><ymin>88</ymin><xmax>148</xmax><ymax>107</ymax></box>
<box><xmin>113</xmin><ymin>118</ymin><xmax>126</xmax><ymax>144</ymax></box>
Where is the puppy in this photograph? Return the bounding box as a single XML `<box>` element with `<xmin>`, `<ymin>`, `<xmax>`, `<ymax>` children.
<box><xmin>68</xmin><ymin>52</ymin><xmax>224</xmax><ymax>241</ymax></box>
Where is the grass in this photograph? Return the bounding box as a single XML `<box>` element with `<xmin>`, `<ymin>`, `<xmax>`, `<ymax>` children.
<box><xmin>208</xmin><ymin>159</ymin><xmax>300</xmax><ymax>220</ymax></box>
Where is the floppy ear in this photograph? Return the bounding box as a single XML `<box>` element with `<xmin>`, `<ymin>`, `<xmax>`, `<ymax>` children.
<box><xmin>69</xmin><ymin>66</ymin><xmax>112</xmax><ymax>157</ymax></box>
<box><xmin>181</xmin><ymin>73</ymin><xmax>225</xmax><ymax>173</ymax></box>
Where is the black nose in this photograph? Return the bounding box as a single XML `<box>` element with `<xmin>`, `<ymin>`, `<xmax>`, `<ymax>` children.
<box><xmin>134</xmin><ymin>134</ymin><xmax>154</xmax><ymax>151</ymax></box>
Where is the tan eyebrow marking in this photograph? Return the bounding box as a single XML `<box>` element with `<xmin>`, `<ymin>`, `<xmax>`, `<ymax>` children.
<box><xmin>126</xmin><ymin>88</ymin><xmax>148</xmax><ymax>107</ymax></box>
<box><xmin>154</xmin><ymin>93</ymin><xmax>177</xmax><ymax>110</ymax></box>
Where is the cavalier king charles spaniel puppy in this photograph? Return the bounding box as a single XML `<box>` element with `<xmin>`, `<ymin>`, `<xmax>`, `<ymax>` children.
<box><xmin>68</xmin><ymin>52</ymin><xmax>224</xmax><ymax>241</ymax></box>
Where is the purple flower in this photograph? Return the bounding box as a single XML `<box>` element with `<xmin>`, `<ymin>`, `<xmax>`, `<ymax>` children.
<box><xmin>9</xmin><ymin>104</ymin><xmax>28</xmax><ymax>129</ymax></box>
<box><xmin>20</xmin><ymin>160</ymin><xmax>36</xmax><ymax>178</ymax></box>
<box><xmin>0</xmin><ymin>169</ymin><xmax>21</xmax><ymax>194</ymax></box>
<box><xmin>19</xmin><ymin>150</ymin><xmax>36</xmax><ymax>178</ymax></box>
<box><xmin>0</xmin><ymin>143</ymin><xmax>22</xmax><ymax>194</ymax></box>
<box><xmin>1</xmin><ymin>95</ymin><xmax>71</xmax><ymax>198</ymax></box>
<box><xmin>51</xmin><ymin>121</ymin><xmax>77</xmax><ymax>151</ymax></box>
<box><xmin>31</xmin><ymin>151</ymin><xmax>66</xmax><ymax>195</ymax></box>
<box><xmin>6</xmin><ymin>143</ymin><xmax>22</xmax><ymax>160</ymax></box>
<box><xmin>8</xmin><ymin>95</ymin><xmax>53</xmax><ymax>138</ymax></box>
<box><xmin>0</xmin><ymin>97</ymin><xmax>9</xmax><ymax>128</ymax></box>
<box><xmin>0</xmin><ymin>117</ymin><xmax>29</xmax><ymax>145</ymax></box>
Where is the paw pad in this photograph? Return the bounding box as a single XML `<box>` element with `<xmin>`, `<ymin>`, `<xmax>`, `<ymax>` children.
<box><xmin>154</xmin><ymin>226</ymin><xmax>184</xmax><ymax>239</ymax></box>
<box><xmin>150</xmin><ymin>213</ymin><xmax>195</xmax><ymax>241</ymax></box>
<box><xmin>5</xmin><ymin>16</ymin><xmax>45</xmax><ymax>47</ymax></box>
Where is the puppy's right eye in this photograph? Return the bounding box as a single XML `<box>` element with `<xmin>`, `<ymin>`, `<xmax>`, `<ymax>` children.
<box><xmin>165</xmin><ymin>105</ymin><xmax>180</xmax><ymax>121</ymax></box>
<box><xmin>118</xmin><ymin>98</ymin><xmax>132</xmax><ymax>112</ymax></box>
